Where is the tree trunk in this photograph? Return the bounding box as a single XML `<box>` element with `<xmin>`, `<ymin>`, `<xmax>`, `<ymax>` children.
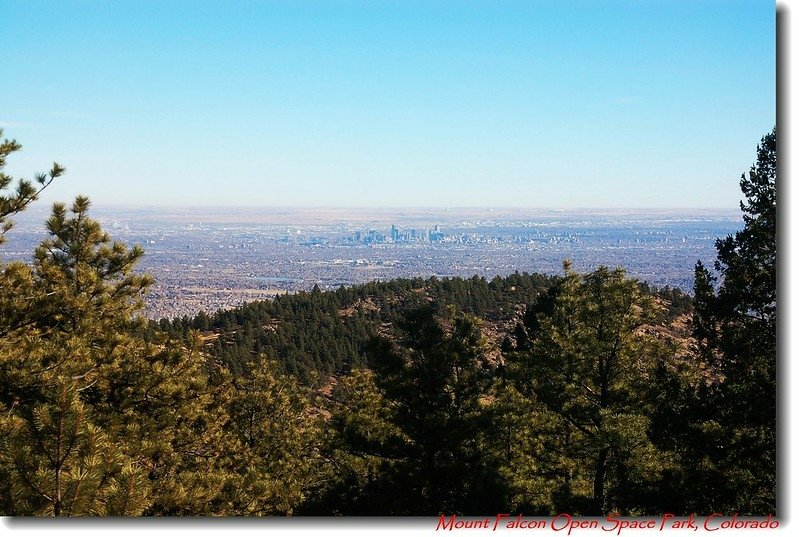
<box><xmin>593</xmin><ymin>447</ymin><xmax>609</xmax><ymax>515</ymax></box>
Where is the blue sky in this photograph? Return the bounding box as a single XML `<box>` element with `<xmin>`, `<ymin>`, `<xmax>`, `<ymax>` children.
<box><xmin>1</xmin><ymin>0</ymin><xmax>775</xmax><ymax>208</ymax></box>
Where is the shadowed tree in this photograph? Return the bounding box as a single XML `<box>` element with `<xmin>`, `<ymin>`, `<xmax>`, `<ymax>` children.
<box><xmin>313</xmin><ymin>305</ymin><xmax>506</xmax><ymax>514</ymax></box>
<box><xmin>653</xmin><ymin>127</ymin><xmax>776</xmax><ymax>514</ymax></box>
<box><xmin>218</xmin><ymin>358</ymin><xmax>320</xmax><ymax>515</ymax></box>
<box><xmin>512</xmin><ymin>263</ymin><xmax>674</xmax><ymax>515</ymax></box>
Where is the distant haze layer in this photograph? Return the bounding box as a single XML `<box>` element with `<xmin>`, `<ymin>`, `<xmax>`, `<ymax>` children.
<box><xmin>11</xmin><ymin>205</ymin><xmax>742</xmax><ymax>227</ymax></box>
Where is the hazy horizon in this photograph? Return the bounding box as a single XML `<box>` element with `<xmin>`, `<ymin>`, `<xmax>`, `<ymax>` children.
<box><xmin>15</xmin><ymin>202</ymin><xmax>743</xmax><ymax>213</ymax></box>
<box><xmin>15</xmin><ymin>203</ymin><xmax>742</xmax><ymax>216</ymax></box>
<box><xmin>12</xmin><ymin>203</ymin><xmax>742</xmax><ymax>228</ymax></box>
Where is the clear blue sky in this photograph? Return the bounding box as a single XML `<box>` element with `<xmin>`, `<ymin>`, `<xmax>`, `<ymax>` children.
<box><xmin>1</xmin><ymin>0</ymin><xmax>774</xmax><ymax>208</ymax></box>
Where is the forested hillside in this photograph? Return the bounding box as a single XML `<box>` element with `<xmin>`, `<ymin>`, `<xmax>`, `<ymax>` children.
<box><xmin>160</xmin><ymin>273</ymin><xmax>555</xmax><ymax>383</ymax></box>
<box><xmin>156</xmin><ymin>273</ymin><xmax>690</xmax><ymax>386</ymax></box>
<box><xmin>0</xmin><ymin>128</ymin><xmax>776</xmax><ymax>516</ymax></box>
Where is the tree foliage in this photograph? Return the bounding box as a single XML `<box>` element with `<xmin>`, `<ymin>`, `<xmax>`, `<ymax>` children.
<box><xmin>0</xmin><ymin>381</ymin><xmax>150</xmax><ymax>516</ymax></box>
<box><xmin>509</xmin><ymin>263</ymin><xmax>676</xmax><ymax>515</ymax></box>
<box><xmin>0</xmin><ymin>137</ymin><xmax>319</xmax><ymax>515</ymax></box>
<box><xmin>218</xmin><ymin>359</ymin><xmax>320</xmax><ymax>515</ymax></box>
<box><xmin>310</xmin><ymin>305</ymin><xmax>507</xmax><ymax>514</ymax></box>
<box><xmin>0</xmin><ymin>129</ymin><xmax>65</xmax><ymax>245</ymax></box>
<box><xmin>653</xmin><ymin>127</ymin><xmax>777</xmax><ymax>514</ymax></box>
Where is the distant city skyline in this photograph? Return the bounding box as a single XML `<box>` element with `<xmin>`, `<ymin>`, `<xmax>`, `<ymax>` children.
<box><xmin>1</xmin><ymin>207</ymin><xmax>742</xmax><ymax>319</ymax></box>
<box><xmin>2</xmin><ymin>1</ymin><xmax>774</xmax><ymax>209</ymax></box>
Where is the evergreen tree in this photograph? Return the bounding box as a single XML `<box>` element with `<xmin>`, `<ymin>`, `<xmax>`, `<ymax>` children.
<box><xmin>512</xmin><ymin>263</ymin><xmax>674</xmax><ymax>514</ymax></box>
<box><xmin>219</xmin><ymin>358</ymin><xmax>320</xmax><ymax>515</ymax></box>
<box><xmin>0</xmin><ymin>129</ymin><xmax>64</xmax><ymax>245</ymax></box>
<box><xmin>300</xmin><ymin>368</ymin><xmax>402</xmax><ymax>514</ymax></box>
<box><xmin>0</xmin><ymin>141</ymin><xmax>231</xmax><ymax>515</ymax></box>
<box><xmin>317</xmin><ymin>305</ymin><xmax>506</xmax><ymax>514</ymax></box>
<box><xmin>482</xmin><ymin>381</ymin><xmax>564</xmax><ymax>514</ymax></box>
<box><xmin>661</xmin><ymin>127</ymin><xmax>777</xmax><ymax>513</ymax></box>
<box><xmin>0</xmin><ymin>381</ymin><xmax>150</xmax><ymax>515</ymax></box>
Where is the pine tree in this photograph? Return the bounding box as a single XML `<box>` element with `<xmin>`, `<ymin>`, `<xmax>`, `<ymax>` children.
<box><xmin>0</xmin><ymin>140</ymin><xmax>229</xmax><ymax>514</ymax></box>
<box><xmin>0</xmin><ymin>197</ymin><xmax>225</xmax><ymax>515</ymax></box>
<box><xmin>0</xmin><ymin>381</ymin><xmax>150</xmax><ymax>516</ymax></box>
<box><xmin>677</xmin><ymin>127</ymin><xmax>777</xmax><ymax>513</ymax></box>
<box><xmin>482</xmin><ymin>380</ymin><xmax>564</xmax><ymax>514</ymax></box>
<box><xmin>512</xmin><ymin>263</ymin><xmax>674</xmax><ymax>514</ymax></box>
<box><xmin>218</xmin><ymin>358</ymin><xmax>320</xmax><ymax>515</ymax></box>
<box><xmin>0</xmin><ymin>129</ymin><xmax>64</xmax><ymax>245</ymax></box>
<box><xmin>305</xmin><ymin>368</ymin><xmax>408</xmax><ymax>514</ymax></box>
<box><xmin>318</xmin><ymin>305</ymin><xmax>506</xmax><ymax>514</ymax></box>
